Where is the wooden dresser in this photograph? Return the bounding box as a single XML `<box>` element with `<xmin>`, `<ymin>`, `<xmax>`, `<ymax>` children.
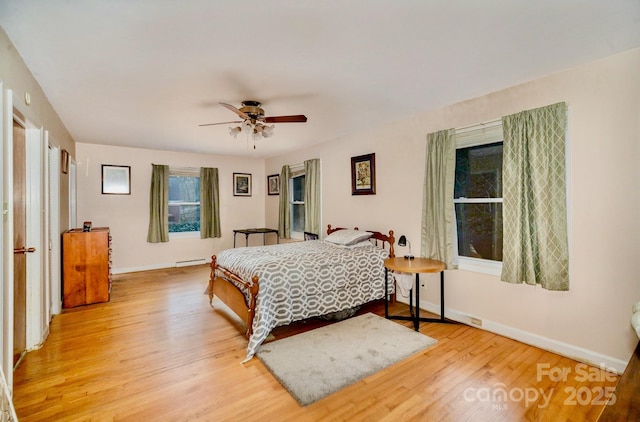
<box><xmin>62</xmin><ymin>227</ymin><xmax>112</xmax><ymax>308</ymax></box>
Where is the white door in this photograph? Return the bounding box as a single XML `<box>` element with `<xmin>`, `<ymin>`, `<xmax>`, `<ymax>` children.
<box><xmin>48</xmin><ymin>145</ymin><xmax>61</xmax><ymax>315</ymax></box>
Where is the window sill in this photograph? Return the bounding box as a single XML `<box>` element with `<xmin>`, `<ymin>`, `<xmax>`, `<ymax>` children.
<box><xmin>457</xmin><ymin>256</ymin><xmax>502</xmax><ymax>276</ymax></box>
<box><xmin>290</xmin><ymin>231</ymin><xmax>304</xmax><ymax>241</ymax></box>
<box><xmin>169</xmin><ymin>231</ymin><xmax>200</xmax><ymax>240</ymax></box>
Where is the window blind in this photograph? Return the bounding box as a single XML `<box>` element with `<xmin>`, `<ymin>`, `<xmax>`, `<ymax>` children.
<box><xmin>169</xmin><ymin>166</ymin><xmax>199</xmax><ymax>177</ymax></box>
<box><xmin>289</xmin><ymin>163</ymin><xmax>305</xmax><ymax>178</ymax></box>
<box><xmin>455</xmin><ymin>119</ymin><xmax>503</xmax><ymax>148</ymax></box>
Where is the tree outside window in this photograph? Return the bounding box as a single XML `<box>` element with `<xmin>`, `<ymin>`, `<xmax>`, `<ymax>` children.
<box><xmin>454</xmin><ymin>142</ymin><xmax>503</xmax><ymax>261</ymax></box>
<box><xmin>168</xmin><ymin>174</ymin><xmax>200</xmax><ymax>233</ymax></box>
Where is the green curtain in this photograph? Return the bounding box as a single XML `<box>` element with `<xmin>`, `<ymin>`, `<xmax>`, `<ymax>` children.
<box><xmin>200</xmin><ymin>167</ymin><xmax>221</xmax><ymax>239</ymax></box>
<box><xmin>304</xmin><ymin>159</ymin><xmax>320</xmax><ymax>236</ymax></box>
<box><xmin>421</xmin><ymin>129</ymin><xmax>456</xmax><ymax>268</ymax></box>
<box><xmin>147</xmin><ymin>164</ymin><xmax>169</xmax><ymax>243</ymax></box>
<box><xmin>501</xmin><ymin>102</ymin><xmax>569</xmax><ymax>291</ymax></box>
<box><xmin>278</xmin><ymin>165</ymin><xmax>290</xmax><ymax>238</ymax></box>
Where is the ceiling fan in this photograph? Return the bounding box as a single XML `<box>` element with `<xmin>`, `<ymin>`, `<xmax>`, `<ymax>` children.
<box><xmin>199</xmin><ymin>100</ymin><xmax>307</xmax><ymax>141</ymax></box>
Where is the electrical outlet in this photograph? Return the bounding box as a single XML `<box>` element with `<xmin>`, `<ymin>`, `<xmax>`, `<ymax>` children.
<box><xmin>470</xmin><ymin>317</ymin><xmax>483</xmax><ymax>326</ymax></box>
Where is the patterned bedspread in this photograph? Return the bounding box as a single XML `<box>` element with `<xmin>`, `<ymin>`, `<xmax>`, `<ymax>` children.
<box><xmin>215</xmin><ymin>240</ymin><xmax>389</xmax><ymax>359</ymax></box>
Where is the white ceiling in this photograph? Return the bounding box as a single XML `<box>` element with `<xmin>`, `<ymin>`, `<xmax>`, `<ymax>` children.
<box><xmin>1</xmin><ymin>1</ymin><xmax>639</xmax><ymax>158</ymax></box>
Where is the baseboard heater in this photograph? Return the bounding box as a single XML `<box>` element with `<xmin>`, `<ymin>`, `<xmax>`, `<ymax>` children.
<box><xmin>176</xmin><ymin>259</ymin><xmax>207</xmax><ymax>268</ymax></box>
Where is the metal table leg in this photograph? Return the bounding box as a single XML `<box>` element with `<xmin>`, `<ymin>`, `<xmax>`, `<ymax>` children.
<box><xmin>384</xmin><ymin>267</ymin><xmax>389</xmax><ymax>318</ymax></box>
<box><xmin>414</xmin><ymin>273</ymin><xmax>420</xmax><ymax>330</ymax></box>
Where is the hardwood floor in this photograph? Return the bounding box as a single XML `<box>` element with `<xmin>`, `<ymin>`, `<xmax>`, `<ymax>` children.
<box><xmin>13</xmin><ymin>265</ymin><xmax>619</xmax><ymax>421</ymax></box>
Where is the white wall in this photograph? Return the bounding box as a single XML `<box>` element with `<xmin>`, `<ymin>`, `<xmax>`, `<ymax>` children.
<box><xmin>0</xmin><ymin>27</ymin><xmax>75</xmax><ymax>231</ymax></box>
<box><xmin>1</xmin><ymin>27</ymin><xmax>76</xmax><ymax>389</ymax></box>
<box><xmin>76</xmin><ymin>143</ymin><xmax>266</xmax><ymax>273</ymax></box>
<box><xmin>266</xmin><ymin>48</ymin><xmax>640</xmax><ymax>370</ymax></box>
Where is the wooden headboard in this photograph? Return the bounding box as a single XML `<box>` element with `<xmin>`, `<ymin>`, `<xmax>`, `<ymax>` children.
<box><xmin>326</xmin><ymin>224</ymin><xmax>395</xmax><ymax>258</ymax></box>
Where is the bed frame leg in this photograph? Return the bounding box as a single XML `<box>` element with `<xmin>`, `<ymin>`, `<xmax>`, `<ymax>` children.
<box><xmin>246</xmin><ymin>276</ymin><xmax>259</xmax><ymax>338</ymax></box>
<box><xmin>209</xmin><ymin>255</ymin><xmax>216</xmax><ymax>305</ymax></box>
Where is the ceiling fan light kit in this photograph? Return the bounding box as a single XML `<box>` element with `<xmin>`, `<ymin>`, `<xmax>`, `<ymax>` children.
<box><xmin>229</xmin><ymin>120</ymin><xmax>275</xmax><ymax>140</ymax></box>
<box><xmin>201</xmin><ymin>100</ymin><xmax>307</xmax><ymax>147</ymax></box>
<box><xmin>242</xmin><ymin>120</ymin><xmax>254</xmax><ymax>135</ymax></box>
<box><xmin>229</xmin><ymin>126</ymin><xmax>242</xmax><ymax>138</ymax></box>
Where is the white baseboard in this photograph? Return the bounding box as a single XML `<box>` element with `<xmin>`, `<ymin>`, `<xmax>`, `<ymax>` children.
<box><xmin>176</xmin><ymin>258</ymin><xmax>207</xmax><ymax>267</ymax></box>
<box><xmin>112</xmin><ymin>263</ymin><xmax>172</xmax><ymax>274</ymax></box>
<box><xmin>401</xmin><ymin>297</ymin><xmax>628</xmax><ymax>374</ymax></box>
<box><xmin>26</xmin><ymin>325</ymin><xmax>49</xmax><ymax>353</ymax></box>
<box><xmin>112</xmin><ymin>258</ymin><xmax>211</xmax><ymax>275</ymax></box>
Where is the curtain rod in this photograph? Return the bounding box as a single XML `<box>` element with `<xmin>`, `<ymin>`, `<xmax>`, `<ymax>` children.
<box><xmin>170</xmin><ymin>166</ymin><xmax>198</xmax><ymax>171</ymax></box>
<box><xmin>455</xmin><ymin>118</ymin><xmax>502</xmax><ymax>133</ymax></box>
<box><xmin>151</xmin><ymin>164</ymin><xmax>199</xmax><ymax>171</ymax></box>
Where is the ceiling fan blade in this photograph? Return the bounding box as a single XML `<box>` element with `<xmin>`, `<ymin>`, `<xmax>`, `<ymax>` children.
<box><xmin>219</xmin><ymin>102</ymin><xmax>251</xmax><ymax>120</ymax></box>
<box><xmin>199</xmin><ymin>120</ymin><xmax>242</xmax><ymax>127</ymax></box>
<box><xmin>264</xmin><ymin>115</ymin><xmax>308</xmax><ymax>123</ymax></box>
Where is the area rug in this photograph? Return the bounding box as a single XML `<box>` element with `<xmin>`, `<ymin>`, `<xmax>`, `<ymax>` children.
<box><xmin>256</xmin><ymin>312</ymin><xmax>437</xmax><ymax>406</ymax></box>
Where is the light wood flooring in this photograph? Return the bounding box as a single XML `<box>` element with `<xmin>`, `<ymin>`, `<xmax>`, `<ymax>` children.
<box><xmin>13</xmin><ymin>265</ymin><xmax>619</xmax><ymax>421</ymax></box>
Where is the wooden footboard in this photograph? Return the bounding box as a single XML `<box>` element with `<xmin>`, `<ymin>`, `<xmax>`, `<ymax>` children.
<box><xmin>209</xmin><ymin>255</ymin><xmax>259</xmax><ymax>338</ymax></box>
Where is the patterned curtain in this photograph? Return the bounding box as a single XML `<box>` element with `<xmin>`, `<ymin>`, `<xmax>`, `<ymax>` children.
<box><xmin>501</xmin><ymin>102</ymin><xmax>569</xmax><ymax>290</ymax></box>
<box><xmin>147</xmin><ymin>164</ymin><xmax>169</xmax><ymax>243</ymax></box>
<box><xmin>421</xmin><ymin>129</ymin><xmax>456</xmax><ymax>267</ymax></box>
<box><xmin>278</xmin><ymin>165</ymin><xmax>290</xmax><ymax>238</ymax></box>
<box><xmin>200</xmin><ymin>167</ymin><xmax>221</xmax><ymax>239</ymax></box>
<box><xmin>304</xmin><ymin>159</ymin><xmax>320</xmax><ymax>236</ymax></box>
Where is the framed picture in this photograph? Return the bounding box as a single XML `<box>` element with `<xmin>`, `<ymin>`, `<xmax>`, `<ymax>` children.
<box><xmin>61</xmin><ymin>149</ymin><xmax>69</xmax><ymax>174</ymax></box>
<box><xmin>351</xmin><ymin>153</ymin><xmax>376</xmax><ymax>195</ymax></box>
<box><xmin>267</xmin><ymin>174</ymin><xmax>280</xmax><ymax>195</ymax></box>
<box><xmin>102</xmin><ymin>164</ymin><xmax>131</xmax><ymax>195</ymax></box>
<box><xmin>233</xmin><ymin>173</ymin><xmax>252</xmax><ymax>196</ymax></box>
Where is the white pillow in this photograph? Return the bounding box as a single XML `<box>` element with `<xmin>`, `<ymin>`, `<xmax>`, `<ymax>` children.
<box><xmin>332</xmin><ymin>240</ymin><xmax>374</xmax><ymax>249</ymax></box>
<box><xmin>324</xmin><ymin>229</ymin><xmax>372</xmax><ymax>246</ymax></box>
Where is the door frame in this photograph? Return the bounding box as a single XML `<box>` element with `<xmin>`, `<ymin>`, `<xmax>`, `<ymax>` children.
<box><xmin>69</xmin><ymin>158</ymin><xmax>76</xmax><ymax>228</ymax></box>
<box><xmin>0</xmin><ymin>80</ymin><xmax>5</xmax><ymax>387</ymax></box>
<box><xmin>48</xmin><ymin>143</ymin><xmax>61</xmax><ymax>317</ymax></box>
<box><xmin>24</xmin><ymin>120</ymin><xmax>45</xmax><ymax>349</ymax></box>
<box><xmin>2</xmin><ymin>86</ymin><xmax>14</xmax><ymax>390</ymax></box>
<box><xmin>1</xmin><ymin>86</ymin><xmax>49</xmax><ymax>388</ymax></box>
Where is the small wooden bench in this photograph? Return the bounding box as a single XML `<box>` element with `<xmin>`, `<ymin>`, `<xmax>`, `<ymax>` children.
<box><xmin>598</xmin><ymin>341</ymin><xmax>640</xmax><ymax>421</ymax></box>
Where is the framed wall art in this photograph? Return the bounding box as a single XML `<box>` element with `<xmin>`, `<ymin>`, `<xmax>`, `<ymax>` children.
<box><xmin>233</xmin><ymin>173</ymin><xmax>252</xmax><ymax>196</ymax></box>
<box><xmin>267</xmin><ymin>174</ymin><xmax>280</xmax><ymax>195</ymax></box>
<box><xmin>351</xmin><ymin>153</ymin><xmax>376</xmax><ymax>195</ymax></box>
<box><xmin>102</xmin><ymin>164</ymin><xmax>131</xmax><ymax>195</ymax></box>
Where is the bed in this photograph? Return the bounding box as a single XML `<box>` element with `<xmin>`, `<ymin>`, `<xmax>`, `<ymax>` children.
<box><xmin>208</xmin><ymin>224</ymin><xmax>395</xmax><ymax>359</ymax></box>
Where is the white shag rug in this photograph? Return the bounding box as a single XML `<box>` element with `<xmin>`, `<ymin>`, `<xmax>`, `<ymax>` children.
<box><xmin>256</xmin><ymin>312</ymin><xmax>437</xmax><ymax>406</ymax></box>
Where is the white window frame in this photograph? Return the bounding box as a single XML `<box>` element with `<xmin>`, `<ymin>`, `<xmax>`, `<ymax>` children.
<box><xmin>454</xmin><ymin>120</ymin><xmax>503</xmax><ymax>276</ymax></box>
<box><xmin>289</xmin><ymin>165</ymin><xmax>305</xmax><ymax>240</ymax></box>
<box><xmin>168</xmin><ymin>167</ymin><xmax>200</xmax><ymax>239</ymax></box>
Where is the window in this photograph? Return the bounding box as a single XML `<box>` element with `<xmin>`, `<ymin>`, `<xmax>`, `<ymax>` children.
<box><xmin>290</xmin><ymin>173</ymin><xmax>305</xmax><ymax>238</ymax></box>
<box><xmin>454</xmin><ymin>122</ymin><xmax>503</xmax><ymax>269</ymax></box>
<box><xmin>168</xmin><ymin>169</ymin><xmax>200</xmax><ymax>233</ymax></box>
